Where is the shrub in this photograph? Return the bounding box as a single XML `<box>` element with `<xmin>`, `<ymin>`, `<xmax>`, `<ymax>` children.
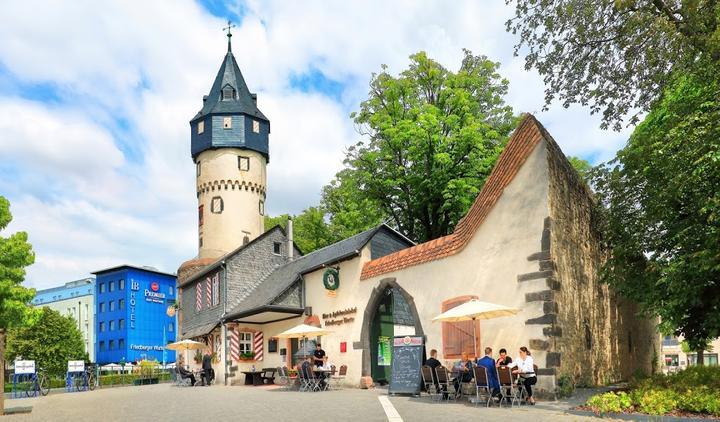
<box><xmin>636</xmin><ymin>389</ymin><xmax>678</xmax><ymax>415</ymax></box>
<box><xmin>677</xmin><ymin>387</ymin><xmax>720</xmax><ymax>416</ymax></box>
<box><xmin>557</xmin><ymin>374</ymin><xmax>575</xmax><ymax>398</ymax></box>
<box><xmin>586</xmin><ymin>392</ymin><xmax>632</xmax><ymax>413</ymax></box>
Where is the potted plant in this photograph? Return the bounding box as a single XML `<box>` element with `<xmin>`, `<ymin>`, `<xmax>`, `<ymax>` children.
<box><xmin>239</xmin><ymin>351</ymin><xmax>255</xmax><ymax>361</ymax></box>
<box><xmin>133</xmin><ymin>360</ymin><xmax>160</xmax><ymax>385</ymax></box>
<box><xmin>193</xmin><ymin>349</ymin><xmax>203</xmax><ymax>364</ymax></box>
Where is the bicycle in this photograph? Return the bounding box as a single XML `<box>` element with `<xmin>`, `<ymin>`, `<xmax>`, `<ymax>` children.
<box><xmin>24</xmin><ymin>367</ymin><xmax>50</xmax><ymax>397</ymax></box>
<box><xmin>73</xmin><ymin>365</ymin><xmax>97</xmax><ymax>391</ymax></box>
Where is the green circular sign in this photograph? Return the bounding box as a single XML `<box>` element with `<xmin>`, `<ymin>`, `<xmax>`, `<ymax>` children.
<box><xmin>323</xmin><ymin>268</ymin><xmax>340</xmax><ymax>291</ymax></box>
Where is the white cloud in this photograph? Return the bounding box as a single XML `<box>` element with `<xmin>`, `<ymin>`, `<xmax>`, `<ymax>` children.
<box><xmin>0</xmin><ymin>0</ymin><xmax>632</xmax><ymax>289</ymax></box>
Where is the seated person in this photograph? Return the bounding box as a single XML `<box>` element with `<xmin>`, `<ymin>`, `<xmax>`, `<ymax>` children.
<box><xmin>453</xmin><ymin>352</ymin><xmax>474</xmax><ymax>394</ymax></box>
<box><xmin>176</xmin><ymin>357</ymin><xmax>196</xmax><ymax>386</ymax></box>
<box><xmin>476</xmin><ymin>347</ymin><xmax>500</xmax><ymax>397</ymax></box>
<box><xmin>496</xmin><ymin>348</ymin><xmax>513</xmax><ymax>367</ymax></box>
<box><xmin>424</xmin><ymin>349</ymin><xmax>448</xmax><ymax>398</ymax></box>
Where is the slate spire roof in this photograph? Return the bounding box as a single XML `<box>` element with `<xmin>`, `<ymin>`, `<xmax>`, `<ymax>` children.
<box><xmin>192</xmin><ymin>37</ymin><xmax>268</xmax><ymax>122</ymax></box>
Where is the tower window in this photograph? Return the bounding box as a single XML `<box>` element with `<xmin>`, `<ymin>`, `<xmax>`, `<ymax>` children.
<box><xmin>196</xmin><ymin>161</ymin><xmax>201</xmax><ymax>177</ymax></box>
<box><xmin>259</xmin><ymin>200</ymin><xmax>265</xmax><ymax>216</ymax></box>
<box><xmin>197</xmin><ymin>120</ymin><xmax>205</xmax><ymax>134</ymax></box>
<box><xmin>198</xmin><ymin>205</ymin><xmax>204</xmax><ymax>227</ymax></box>
<box><xmin>252</xmin><ymin>120</ymin><xmax>260</xmax><ymax>133</ymax></box>
<box><xmin>238</xmin><ymin>156</ymin><xmax>250</xmax><ymax>171</ymax></box>
<box><xmin>223</xmin><ymin>117</ymin><xmax>232</xmax><ymax>129</ymax></box>
<box><xmin>211</xmin><ymin>196</ymin><xmax>224</xmax><ymax>214</ymax></box>
<box><xmin>222</xmin><ymin>86</ymin><xmax>235</xmax><ymax>100</ymax></box>
<box><xmin>243</xmin><ymin>235</ymin><xmax>250</xmax><ymax>245</ymax></box>
<box><xmin>199</xmin><ymin>237</ymin><xmax>203</xmax><ymax>247</ymax></box>
<box><xmin>273</xmin><ymin>242</ymin><xmax>282</xmax><ymax>255</ymax></box>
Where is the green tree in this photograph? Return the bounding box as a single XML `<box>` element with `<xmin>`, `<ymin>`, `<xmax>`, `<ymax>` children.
<box><xmin>592</xmin><ymin>71</ymin><xmax>720</xmax><ymax>360</ymax></box>
<box><xmin>507</xmin><ymin>0</ymin><xmax>720</xmax><ymax>129</ymax></box>
<box><xmin>568</xmin><ymin>156</ymin><xmax>593</xmax><ymax>183</ymax></box>
<box><xmin>6</xmin><ymin>307</ymin><xmax>87</xmax><ymax>378</ymax></box>
<box><xmin>325</xmin><ymin>50</ymin><xmax>516</xmax><ymax>243</ymax></box>
<box><xmin>264</xmin><ymin>207</ymin><xmax>339</xmax><ymax>254</ymax></box>
<box><xmin>0</xmin><ymin>196</ymin><xmax>36</xmax><ymax>411</ymax></box>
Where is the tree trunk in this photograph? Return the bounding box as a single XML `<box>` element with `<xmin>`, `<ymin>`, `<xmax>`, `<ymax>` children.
<box><xmin>697</xmin><ymin>349</ymin><xmax>705</xmax><ymax>366</ymax></box>
<box><xmin>1</xmin><ymin>328</ymin><xmax>5</xmax><ymax>414</ymax></box>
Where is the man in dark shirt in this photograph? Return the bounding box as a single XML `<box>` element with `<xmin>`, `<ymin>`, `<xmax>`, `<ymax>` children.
<box><xmin>313</xmin><ymin>343</ymin><xmax>326</xmax><ymax>367</ymax></box>
<box><xmin>425</xmin><ymin>349</ymin><xmax>449</xmax><ymax>398</ymax></box>
<box><xmin>201</xmin><ymin>352</ymin><xmax>214</xmax><ymax>386</ymax></box>
<box><xmin>496</xmin><ymin>348</ymin><xmax>513</xmax><ymax>367</ymax></box>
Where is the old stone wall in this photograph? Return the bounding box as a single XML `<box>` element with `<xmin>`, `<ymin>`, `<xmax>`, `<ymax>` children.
<box><xmin>545</xmin><ymin>138</ymin><xmax>657</xmax><ymax>385</ymax></box>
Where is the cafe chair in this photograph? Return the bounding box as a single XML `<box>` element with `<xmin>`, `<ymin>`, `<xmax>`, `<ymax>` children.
<box><xmin>276</xmin><ymin>367</ymin><xmax>291</xmax><ymax>391</ymax></box>
<box><xmin>305</xmin><ymin>366</ymin><xmax>321</xmax><ymax>392</ymax></box>
<box><xmin>335</xmin><ymin>365</ymin><xmax>347</xmax><ymax>389</ymax></box>
<box><xmin>434</xmin><ymin>366</ymin><xmax>456</xmax><ymax>401</ymax></box>
<box><xmin>497</xmin><ymin>367</ymin><xmax>520</xmax><ymax>407</ymax></box>
<box><xmin>296</xmin><ymin>364</ymin><xmax>309</xmax><ymax>392</ymax></box>
<box><xmin>472</xmin><ymin>366</ymin><xmax>492</xmax><ymax>407</ymax></box>
<box><xmin>421</xmin><ymin>366</ymin><xmax>442</xmax><ymax>402</ymax></box>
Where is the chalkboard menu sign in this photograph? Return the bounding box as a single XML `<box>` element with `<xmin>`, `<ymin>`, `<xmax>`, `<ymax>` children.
<box><xmin>388</xmin><ymin>336</ymin><xmax>424</xmax><ymax>395</ymax></box>
<box><xmin>392</xmin><ymin>288</ymin><xmax>415</xmax><ymax>326</ymax></box>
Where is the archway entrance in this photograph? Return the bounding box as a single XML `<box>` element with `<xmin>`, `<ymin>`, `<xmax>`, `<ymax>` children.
<box><xmin>359</xmin><ymin>278</ymin><xmax>424</xmax><ymax>384</ymax></box>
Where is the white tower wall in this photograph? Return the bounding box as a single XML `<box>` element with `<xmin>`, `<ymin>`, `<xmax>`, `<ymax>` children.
<box><xmin>196</xmin><ymin>148</ymin><xmax>266</xmax><ymax>259</ymax></box>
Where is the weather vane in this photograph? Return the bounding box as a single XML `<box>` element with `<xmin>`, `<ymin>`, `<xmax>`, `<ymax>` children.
<box><xmin>223</xmin><ymin>20</ymin><xmax>236</xmax><ymax>51</ymax></box>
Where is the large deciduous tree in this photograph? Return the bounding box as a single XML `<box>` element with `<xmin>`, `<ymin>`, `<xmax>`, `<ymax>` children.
<box><xmin>264</xmin><ymin>207</ymin><xmax>338</xmax><ymax>254</ymax></box>
<box><xmin>6</xmin><ymin>307</ymin><xmax>87</xmax><ymax>378</ymax></box>
<box><xmin>507</xmin><ymin>0</ymin><xmax>720</xmax><ymax>129</ymax></box>
<box><xmin>0</xmin><ymin>196</ymin><xmax>36</xmax><ymax>412</ymax></box>
<box><xmin>324</xmin><ymin>50</ymin><xmax>516</xmax><ymax>243</ymax></box>
<box><xmin>592</xmin><ymin>71</ymin><xmax>720</xmax><ymax>360</ymax></box>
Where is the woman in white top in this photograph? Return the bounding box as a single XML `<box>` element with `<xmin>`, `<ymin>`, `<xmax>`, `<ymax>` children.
<box><xmin>509</xmin><ymin>346</ymin><xmax>537</xmax><ymax>404</ymax></box>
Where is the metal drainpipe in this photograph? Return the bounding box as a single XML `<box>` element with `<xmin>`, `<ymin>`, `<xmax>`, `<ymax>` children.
<box><xmin>222</xmin><ymin>261</ymin><xmax>228</xmax><ymax>386</ymax></box>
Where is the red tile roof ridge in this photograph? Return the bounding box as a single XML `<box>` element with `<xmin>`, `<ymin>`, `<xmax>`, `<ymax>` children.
<box><xmin>360</xmin><ymin>113</ymin><xmax>546</xmax><ymax>280</ymax></box>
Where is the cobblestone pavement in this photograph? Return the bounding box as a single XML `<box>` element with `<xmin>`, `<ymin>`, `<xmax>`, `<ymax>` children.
<box><xmin>4</xmin><ymin>384</ymin><xmax>607</xmax><ymax>422</ymax></box>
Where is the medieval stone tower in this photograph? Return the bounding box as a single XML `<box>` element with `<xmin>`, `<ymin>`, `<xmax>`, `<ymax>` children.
<box><xmin>189</xmin><ymin>31</ymin><xmax>269</xmax><ymax>260</ymax></box>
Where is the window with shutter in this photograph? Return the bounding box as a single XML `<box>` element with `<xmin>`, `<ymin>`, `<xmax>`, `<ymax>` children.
<box><xmin>441</xmin><ymin>295</ymin><xmax>480</xmax><ymax>359</ymax></box>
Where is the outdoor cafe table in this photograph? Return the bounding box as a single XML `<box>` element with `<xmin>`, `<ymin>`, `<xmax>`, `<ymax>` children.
<box><xmin>241</xmin><ymin>370</ymin><xmax>264</xmax><ymax>386</ymax></box>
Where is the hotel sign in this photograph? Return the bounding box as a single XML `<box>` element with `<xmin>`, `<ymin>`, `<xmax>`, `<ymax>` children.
<box><xmin>130</xmin><ymin>344</ymin><xmax>165</xmax><ymax>351</ymax></box>
<box><xmin>130</xmin><ymin>280</ymin><xmax>139</xmax><ymax>329</ymax></box>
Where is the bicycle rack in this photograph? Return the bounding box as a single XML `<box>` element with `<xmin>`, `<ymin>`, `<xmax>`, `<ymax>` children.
<box><xmin>12</xmin><ymin>373</ymin><xmax>38</xmax><ymax>398</ymax></box>
<box><xmin>66</xmin><ymin>370</ymin><xmax>87</xmax><ymax>392</ymax></box>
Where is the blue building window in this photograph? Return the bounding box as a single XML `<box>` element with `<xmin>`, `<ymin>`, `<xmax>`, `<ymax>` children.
<box><xmin>99</xmin><ymin>322</ymin><xmax>105</xmax><ymax>332</ymax></box>
<box><xmin>119</xmin><ymin>279</ymin><xmax>125</xmax><ymax>290</ymax></box>
<box><xmin>99</xmin><ymin>283</ymin><xmax>105</xmax><ymax>293</ymax></box>
<box><xmin>109</xmin><ymin>281</ymin><xmax>115</xmax><ymax>292</ymax></box>
<box><xmin>99</xmin><ymin>341</ymin><xmax>105</xmax><ymax>352</ymax></box>
<box><xmin>99</xmin><ymin>302</ymin><xmax>105</xmax><ymax>313</ymax></box>
<box><xmin>110</xmin><ymin>301</ymin><xmax>115</xmax><ymax>311</ymax></box>
<box><xmin>119</xmin><ymin>339</ymin><xmax>124</xmax><ymax>349</ymax></box>
<box><xmin>169</xmin><ymin>286</ymin><xmax>174</xmax><ymax>295</ymax></box>
<box><xmin>109</xmin><ymin>320</ymin><xmax>115</xmax><ymax>331</ymax></box>
<box><xmin>168</xmin><ymin>322</ymin><xmax>174</xmax><ymax>332</ymax></box>
<box><xmin>109</xmin><ymin>340</ymin><xmax>115</xmax><ymax>350</ymax></box>
<box><xmin>119</xmin><ymin>298</ymin><xmax>125</xmax><ymax>309</ymax></box>
<box><xmin>119</xmin><ymin>319</ymin><xmax>125</xmax><ymax>329</ymax></box>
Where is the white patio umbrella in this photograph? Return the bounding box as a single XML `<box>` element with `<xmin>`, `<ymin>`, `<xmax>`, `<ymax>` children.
<box><xmin>166</xmin><ymin>339</ymin><xmax>207</xmax><ymax>367</ymax></box>
<box><xmin>276</xmin><ymin>324</ymin><xmax>333</xmax><ymax>360</ymax></box>
<box><xmin>432</xmin><ymin>299</ymin><xmax>520</xmax><ymax>358</ymax></box>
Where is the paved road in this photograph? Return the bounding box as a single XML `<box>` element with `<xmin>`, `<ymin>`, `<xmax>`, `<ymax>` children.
<box><xmin>4</xmin><ymin>384</ymin><xmax>606</xmax><ymax>422</ymax></box>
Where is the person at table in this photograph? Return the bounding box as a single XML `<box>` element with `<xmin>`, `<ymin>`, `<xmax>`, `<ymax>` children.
<box><xmin>424</xmin><ymin>349</ymin><xmax>448</xmax><ymax>398</ymax></box>
<box><xmin>313</xmin><ymin>343</ymin><xmax>327</xmax><ymax>367</ymax></box>
<box><xmin>452</xmin><ymin>352</ymin><xmax>474</xmax><ymax>394</ymax></box>
<box><xmin>496</xmin><ymin>348</ymin><xmax>513</xmax><ymax>367</ymax></box>
<box><xmin>201</xmin><ymin>352</ymin><xmax>214</xmax><ymax>386</ymax></box>
<box><xmin>176</xmin><ymin>357</ymin><xmax>196</xmax><ymax>386</ymax></box>
<box><xmin>476</xmin><ymin>347</ymin><xmax>500</xmax><ymax>398</ymax></box>
<box><xmin>508</xmin><ymin>346</ymin><xmax>537</xmax><ymax>404</ymax></box>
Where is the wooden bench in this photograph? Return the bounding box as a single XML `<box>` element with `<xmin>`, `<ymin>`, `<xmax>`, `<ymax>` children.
<box><xmin>261</xmin><ymin>368</ymin><xmax>276</xmax><ymax>384</ymax></box>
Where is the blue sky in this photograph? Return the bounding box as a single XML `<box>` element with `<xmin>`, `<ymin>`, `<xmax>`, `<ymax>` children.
<box><xmin>0</xmin><ymin>0</ymin><xmax>633</xmax><ymax>290</ymax></box>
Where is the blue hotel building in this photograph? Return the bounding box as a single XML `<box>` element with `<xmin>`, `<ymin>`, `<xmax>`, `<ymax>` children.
<box><xmin>92</xmin><ymin>265</ymin><xmax>177</xmax><ymax>364</ymax></box>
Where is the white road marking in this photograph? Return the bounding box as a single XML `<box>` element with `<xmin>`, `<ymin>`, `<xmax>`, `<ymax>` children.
<box><xmin>378</xmin><ymin>395</ymin><xmax>404</xmax><ymax>422</ymax></box>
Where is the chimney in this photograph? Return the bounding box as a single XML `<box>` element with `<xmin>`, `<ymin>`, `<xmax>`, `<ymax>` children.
<box><xmin>287</xmin><ymin>217</ymin><xmax>294</xmax><ymax>261</ymax></box>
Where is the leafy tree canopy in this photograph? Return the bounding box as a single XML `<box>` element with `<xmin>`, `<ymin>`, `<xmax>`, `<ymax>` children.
<box><xmin>592</xmin><ymin>70</ymin><xmax>720</xmax><ymax>351</ymax></box>
<box><xmin>6</xmin><ymin>307</ymin><xmax>87</xmax><ymax>377</ymax></box>
<box><xmin>264</xmin><ymin>207</ymin><xmax>339</xmax><ymax>254</ymax></box>
<box><xmin>0</xmin><ymin>196</ymin><xmax>37</xmax><ymax>329</ymax></box>
<box><xmin>568</xmin><ymin>156</ymin><xmax>593</xmax><ymax>183</ymax></box>
<box><xmin>324</xmin><ymin>50</ymin><xmax>517</xmax><ymax>243</ymax></box>
<box><xmin>507</xmin><ymin>0</ymin><xmax>720</xmax><ymax>129</ymax></box>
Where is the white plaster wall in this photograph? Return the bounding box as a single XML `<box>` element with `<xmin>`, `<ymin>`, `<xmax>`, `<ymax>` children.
<box><xmin>196</xmin><ymin>148</ymin><xmax>266</xmax><ymax>259</ymax></box>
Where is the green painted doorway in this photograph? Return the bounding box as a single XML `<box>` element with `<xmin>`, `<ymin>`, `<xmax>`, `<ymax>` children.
<box><xmin>370</xmin><ymin>288</ymin><xmax>394</xmax><ymax>384</ymax></box>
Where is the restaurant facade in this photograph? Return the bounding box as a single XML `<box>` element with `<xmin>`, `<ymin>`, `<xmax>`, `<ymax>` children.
<box><xmin>176</xmin><ymin>35</ymin><xmax>658</xmax><ymax>395</ymax></box>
